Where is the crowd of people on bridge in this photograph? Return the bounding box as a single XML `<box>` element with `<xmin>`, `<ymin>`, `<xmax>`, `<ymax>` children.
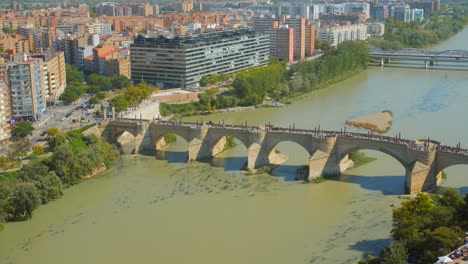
<box><xmin>116</xmin><ymin>118</ymin><xmax>468</xmax><ymax>156</ymax></box>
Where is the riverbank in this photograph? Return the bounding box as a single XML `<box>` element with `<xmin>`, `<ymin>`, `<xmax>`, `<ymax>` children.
<box><xmin>161</xmin><ymin>41</ymin><xmax>370</xmax><ymax>118</ymax></box>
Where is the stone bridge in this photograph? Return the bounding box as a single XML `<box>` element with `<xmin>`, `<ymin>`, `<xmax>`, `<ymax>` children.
<box><xmin>101</xmin><ymin>119</ymin><xmax>468</xmax><ymax>194</ymax></box>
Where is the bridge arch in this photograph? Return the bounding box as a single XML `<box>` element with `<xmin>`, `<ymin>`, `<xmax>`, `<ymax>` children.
<box><xmin>267</xmin><ymin>140</ymin><xmax>312</xmax><ymax>181</ymax></box>
<box><xmin>337</xmin><ymin>145</ymin><xmax>408</xmax><ymax>170</ymax></box>
<box><xmin>153</xmin><ymin>133</ymin><xmax>191</xmax><ymax>163</ymax></box>
<box><xmin>210</xmin><ymin>135</ymin><xmax>249</xmax><ymax>157</ymax></box>
<box><xmin>113</xmin><ymin>130</ymin><xmax>139</xmax><ymax>154</ymax></box>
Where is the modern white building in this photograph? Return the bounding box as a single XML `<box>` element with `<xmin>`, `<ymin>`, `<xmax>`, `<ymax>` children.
<box><xmin>319</xmin><ymin>24</ymin><xmax>369</xmax><ymax>47</ymax></box>
<box><xmin>131</xmin><ymin>29</ymin><xmax>270</xmax><ymax>89</ymax></box>
<box><xmin>367</xmin><ymin>22</ymin><xmax>385</xmax><ymax>37</ymax></box>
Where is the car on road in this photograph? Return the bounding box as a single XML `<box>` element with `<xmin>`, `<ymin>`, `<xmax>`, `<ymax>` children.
<box><xmin>40</xmin><ymin>131</ymin><xmax>48</xmax><ymax>136</ymax></box>
<box><xmin>65</xmin><ymin>113</ymin><xmax>73</xmax><ymax>118</ymax></box>
<box><xmin>75</xmin><ymin>106</ymin><xmax>81</xmax><ymax>110</ymax></box>
<box><xmin>60</xmin><ymin>117</ymin><xmax>66</xmax><ymax>121</ymax></box>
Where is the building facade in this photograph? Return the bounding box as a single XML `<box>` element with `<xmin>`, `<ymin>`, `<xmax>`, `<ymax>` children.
<box><xmin>131</xmin><ymin>29</ymin><xmax>270</xmax><ymax>89</ymax></box>
<box><xmin>5</xmin><ymin>55</ymin><xmax>46</xmax><ymax>121</ymax></box>
<box><xmin>319</xmin><ymin>24</ymin><xmax>368</xmax><ymax>47</ymax></box>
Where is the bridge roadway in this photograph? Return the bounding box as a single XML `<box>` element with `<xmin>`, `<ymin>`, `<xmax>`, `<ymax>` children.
<box><xmin>369</xmin><ymin>48</ymin><xmax>468</xmax><ymax>68</ymax></box>
<box><xmin>101</xmin><ymin>118</ymin><xmax>468</xmax><ymax>194</ymax></box>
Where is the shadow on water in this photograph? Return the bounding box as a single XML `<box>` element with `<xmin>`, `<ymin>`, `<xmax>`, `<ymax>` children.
<box><xmin>211</xmin><ymin>156</ymin><xmax>247</xmax><ymax>171</ymax></box>
<box><xmin>271</xmin><ymin>164</ymin><xmax>304</xmax><ymax>181</ymax></box>
<box><xmin>327</xmin><ymin>174</ymin><xmax>406</xmax><ymax>195</ymax></box>
<box><xmin>349</xmin><ymin>238</ymin><xmax>392</xmax><ymax>257</ymax></box>
<box><xmin>156</xmin><ymin>150</ymin><xmax>188</xmax><ymax>163</ymax></box>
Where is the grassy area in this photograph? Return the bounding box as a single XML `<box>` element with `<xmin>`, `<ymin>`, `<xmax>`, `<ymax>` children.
<box><xmin>349</xmin><ymin>151</ymin><xmax>377</xmax><ymax>168</ymax></box>
<box><xmin>0</xmin><ymin>170</ymin><xmax>19</xmax><ymax>181</ymax></box>
<box><xmin>70</xmin><ymin>123</ymin><xmax>96</xmax><ymax>134</ymax></box>
<box><xmin>163</xmin><ymin>133</ymin><xmax>177</xmax><ymax>144</ymax></box>
<box><xmin>66</xmin><ymin>132</ymin><xmax>88</xmax><ymax>153</ymax></box>
<box><xmin>441</xmin><ymin>171</ymin><xmax>447</xmax><ymax>179</ymax></box>
<box><xmin>223</xmin><ymin>136</ymin><xmax>237</xmax><ymax>151</ymax></box>
<box><xmin>311</xmin><ymin>176</ymin><xmax>327</xmax><ymax>184</ymax></box>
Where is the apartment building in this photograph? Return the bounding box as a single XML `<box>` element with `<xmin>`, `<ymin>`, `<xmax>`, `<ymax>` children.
<box><xmin>0</xmin><ymin>60</ymin><xmax>12</xmax><ymax>143</ymax></box>
<box><xmin>319</xmin><ymin>24</ymin><xmax>368</xmax><ymax>47</ymax></box>
<box><xmin>32</xmin><ymin>51</ymin><xmax>67</xmax><ymax>103</ymax></box>
<box><xmin>130</xmin><ymin>29</ymin><xmax>270</xmax><ymax>89</ymax></box>
<box><xmin>5</xmin><ymin>54</ymin><xmax>46</xmax><ymax>121</ymax></box>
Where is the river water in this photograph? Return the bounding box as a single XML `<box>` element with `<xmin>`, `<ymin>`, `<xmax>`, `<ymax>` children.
<box><xmin>1</xmin><ymin>28</ymin><xmax>468</xmax><ymax>264</ymax></box>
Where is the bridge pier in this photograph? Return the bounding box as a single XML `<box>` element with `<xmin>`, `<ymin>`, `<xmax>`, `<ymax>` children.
<box><xmin>247</xmin><ymin>143</ymin><xmax>269</xmax><ymax>170</ymax></box>
<box><xmin>405</xmin><ymin>162</ymin><xmax>440</xmax><ymax>194</ymax></box>
<box><xmin>429</xmin><ymin>60</ymin><xmax>436</xmax><ymax>66</ymax></box>
<box><xmin>308</xmin><ymin>150</ymin><xmax>331</xmax><ymax>179</ymax></box>
<box><xmin>424</xmin><ymin>60</ymin><xmax>429</xmax><ymax>69</ymax></box>
<box><xmin>380</xmin><ymin>58</ymin><xmax>384</xmax><ymax>67</ymax></box>
<box><xmin>188</xmin><ymin>138</ymin><xmax>203</xmax><ymax>161</ymax></box>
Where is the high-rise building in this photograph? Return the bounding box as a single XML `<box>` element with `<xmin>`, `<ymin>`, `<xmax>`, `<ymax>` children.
<box><xmin>267</xmin><ymin>26</ymin><xmax>294</xmax><ymax>63</ymax></box>
<box><xmin>285</xmin><ymin>18</ymin><xmax>305</xmax><ymax>60</ymax></box>
<box><xmin>5</xmin><ymin>54</ymin><xmax>46</xmax><ymax>121</ymax></box>
<box><xmin>130</xmin><ymin>29</ymin><xmax>270</xmax><ymax>89</ymax></box>
<box><xmin>32</xmin><ymin>51</ymin><xmax>67</xmax><ymax>104</ymax></box>
<box><xmin>392</xmin><ymin>4</ymin><xmax>411</xmax><ymax>22</ymax></box>
<box><xmin>0</xmin><ymin>59</ymin><xmax>12</xmax><ymax>143</ymax></box>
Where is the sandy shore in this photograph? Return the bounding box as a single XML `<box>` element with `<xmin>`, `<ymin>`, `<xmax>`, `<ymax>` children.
<box><xmin>80</xmin><ymin>165</ymin><xmax>107</xmax><ymax>179</ymax></box>
<box><xmin>345</xmin><ymin>110</ymin><xmax>393</xmax><ymax>134</ymax></box>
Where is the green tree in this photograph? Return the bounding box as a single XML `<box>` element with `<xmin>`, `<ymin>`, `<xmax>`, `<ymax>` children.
<box><xmin>110</xmin><ymin>94</ymin><xmax>129</xmax><ymax>112</ymax></box>
<box><xmin>0</xmin><ymin>156</ymin><xmax>8</xmax><ymax>174</ymax></box>
<box><xmin>89</xmin><ymin>96</ymin><xmax>100</xmax><ymax>105</ymax></box>
<box><xmin>19</xmin><ymin>162</ymin><xmax>63</xmax><ymax>204</ymax></box>
<box><xmin>7</xmin><ymin>138</ymin><xmax>31</xmax><ymax>160</ymax></box>
<box><xmin>65</xmin><ymin>64</ymin><xmax>83</xmax><ymax>85</ymax></box>
<box><xmin>50</xmin><ymin>144</ymin><xmax>80</xmax><ymax>185</ymax></box>
<box><xmin>383</xmin><ymin>240</ymin><xmax>408</xmax><ymax>264</ymax></box>
<box><xmin>11</xmin><ymin>121</ymin><xmax>34</xmax><ymax>140</ymax></box>
<box><xmin>5</xmin><ymin>182</ymin><xmax>41</xmax><ymax>221</ymax></box>
<box><xmin>48</xmin><ymin>133</ymin><xmax>67</xmax><ymax>150</ymax></box>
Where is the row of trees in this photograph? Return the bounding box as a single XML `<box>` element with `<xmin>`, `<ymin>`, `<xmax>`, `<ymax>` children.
<box><xmin>0</xmin><ymin>129</ymin><xmax>119</xmax><ymax>224</ymax></box>
<box><xmin>61</xmin><ymin>64</ymin><xmax>134</xmax><ymax>104</ymax></box>
<box><xmin>110</xmin><ymin>81</ymin><xmax>157</xmax><ymax>112</ymax></box>
<box><xmin>360</xmin><ymin>189</ymin><xmax>468</xmax><ymax>264</ymax></box>
<box><xmin>369</xmin><ymin>11</ymin><xmax>468</xmax><ymax>50</ymax></box>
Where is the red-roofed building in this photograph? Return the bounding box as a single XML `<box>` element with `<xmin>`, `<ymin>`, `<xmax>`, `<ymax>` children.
<box><xmin>92</xmin><ymin>45</ymin><xmax>115</xmax><ymax>74</ymax></box>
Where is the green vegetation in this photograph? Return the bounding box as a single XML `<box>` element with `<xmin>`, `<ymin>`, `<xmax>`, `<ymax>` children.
<box><xmin>311</xmin><ymin>176</ymin><xmax>327</xmax><ymax>184</ymax></box>
<box><xmin>2</xmin><ymin>27</ymin><xmax>17</xmax><ymax>34</ymax></box>
<box><xmin>359</xmin><ymin>189</ymin><xmax>468</xmax><ymax>263</ymax></box>
<box><xmin>162</xmin><ymin>41</ymin><xmax>369</xmax><ymax>116</ymax></box>
<box><xmin>199</xmin><ymin>73</ymin><xmax>233</xmax><ymax>87</ymax></box>
<box><xmin>86</xmin><ymin>74</ymin><xmax>131</xmax><ymax>93</ymax></box>
<box><xmin>11</xmin><ymin>121</ymin><xmax>34</xmax><ymax>140</ymax></box>
<box><xmin>223</xmin><ymin>136</ymin><xmax>237</xmax><ymax>151</ymax></box>
<box><xmin>62</xmin><ymin>64</ymin><xmax>134</xmax><ymax>105</ymax></box>
<box><xmin>442</xmin><ymin>170</ymin><xmax>447</xmax><ymax>179</ymax></box>
<box><xmin>0</xmin><ymin>130</ymin><xmax>119</xmax><ymax>228</ymax></box>
<box><xmin>111</xmin><ymin>82</ymin><xmax>156</xmax><ymax>112</ymax></box>
<box><xmin>258</xmin><ymin>165</ymin><xmax>273</xmax><ymax>174</ymax></box>
<box><xmin>369</xmin><ymin>9</ymin><xmax>468</xmax><ymax>50</ymax></box>
<box><xmin>163</xmin><ymin>133</ymin><xmax>177</xmax><ymax>144</ymax></box>
<box><xmin>349</xmin><ymin>151</ymin><xmax>377</xmax><ymax>168</ymax></box>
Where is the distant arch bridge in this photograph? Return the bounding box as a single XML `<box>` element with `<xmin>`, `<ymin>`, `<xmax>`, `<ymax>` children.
<box><xmin>369</xmin><ymin>48</ymin><xmax>468</xmax><ymax>68</ymax></box>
